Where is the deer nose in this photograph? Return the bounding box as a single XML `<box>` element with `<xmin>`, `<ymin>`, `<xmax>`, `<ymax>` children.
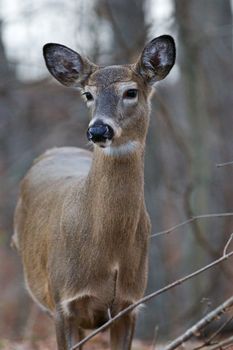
<box><xmin>87</xmin><ymin>123</ymin><xmax>114</xmax><ymax>143</ymax></box>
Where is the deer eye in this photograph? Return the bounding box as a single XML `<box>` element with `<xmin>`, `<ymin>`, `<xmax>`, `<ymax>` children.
<box><xmin>124</xmin><ymin>89</ymin><xmax>138</xmax><ymax>99</ymax></box>
<box><xmin>82</xmin><ymin>92</ymin><xmax>93</xmax><ymax>101</ymax></box>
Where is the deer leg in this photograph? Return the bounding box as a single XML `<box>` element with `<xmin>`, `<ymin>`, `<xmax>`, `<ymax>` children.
<box><xmin>76</xmin><ymin>328</ymin><xmax>85</xmax><ymax>350</ymax></box>
<box><xmin>55</xmin><ymin>310</ymin><xmax>85</xmax><ymax>350</ymax></box>
<box><xmin>55</xmin><ymin>309</ymin><xmax>70</xmax><ymax>350</ymax></box>
<box><xmin>68</xmin><ymin>320</ymin><xmax>85</xmax><ymax>350</ymax></box>
<box><xmin>110</xmin><ymin>312</ymin><xmax>136</xmax><ymax>350</ymax></box>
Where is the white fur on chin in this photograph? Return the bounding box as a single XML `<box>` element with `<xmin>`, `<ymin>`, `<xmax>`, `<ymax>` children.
<box><xmin>102</xmin><ymin>140</ymin><xmax>141</xmax><ymax>157</ymax></box>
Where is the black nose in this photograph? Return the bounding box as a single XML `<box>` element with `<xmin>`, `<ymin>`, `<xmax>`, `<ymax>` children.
<box><xmin>87</xmin><ymin>123</ymin><xmax>114</xmax><ymax>143</ymax></box>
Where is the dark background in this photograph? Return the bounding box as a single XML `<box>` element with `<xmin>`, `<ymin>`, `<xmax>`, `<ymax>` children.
<box><xmin>0</xmin><ymin>0</ymin><xmax>233</xmax><ymax>345</ymax></box>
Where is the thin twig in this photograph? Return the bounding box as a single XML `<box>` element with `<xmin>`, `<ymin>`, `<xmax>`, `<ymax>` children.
<box><xmin>71</xmin><ymin>249</ymin><xmax>233</xmax><ymax>349</ymax></box>
<box><xmin>194</xmin><ymin>316</ymin><xmax>233</xmax><ymax>350</ymax></box>
<box><xmin>223</xmin><ymin>343</ymin><xmax>233</xmax><ymax>350</ymax></box>
<box><xmin>183</xmin><ymin>183</ymin><xmax>219</xmax><ymax>258</ymax></box>
<box><xmin>208</xmin><ymin>335</ymin><xmax>233</xmax><ymax>350</ymax></box>
<box><xmin>107</xmin><ymin>308</ymin><xmax>112</xmax><ymax>320</ymax></box>
<box><xmin>222</xmin><ymin>344</ymin><xmax>233</xmax><ymax>350</ymax></box>
<box><xmin>150</xmin><ymin>325</ymin><xmax>159</xmax><ymax>350</ymax></box>
<box><xmin>223</xmin><ymin>233</ymin><xmax>233</xmax><ymax>256</ymax></box>
<box><xmin>155</xmin><ymin>92</ymin><xmax>192</xmax><ymax>164</ymax></box>
<box><xmin>164</xmin><ymin>296</ymin><xmax>233</xmax><ymax>350</ymax></box>
<box><xmin>216</xmin><ymin>161</ymin><xmax>233</xmax><ymax>168</ymax></box>
<box><xmin>151</xmin><ymin>213</ymin><xmax>233</xmax><ymax>238</ymax></box>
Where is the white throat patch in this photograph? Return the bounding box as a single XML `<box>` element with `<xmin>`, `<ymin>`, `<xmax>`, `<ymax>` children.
<box><xmin>102</xmin><ymin>141</ymin><xmax>141</xmax><ymax>157</ymax></box>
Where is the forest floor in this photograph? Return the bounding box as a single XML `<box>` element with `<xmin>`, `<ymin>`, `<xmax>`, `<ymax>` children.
<box><xmin>1</xmin><ymin>306</ymin><xmax>233</xmax><ymax>350</ymax></box>
<box><xmin>1</xmin><ymin>325</ymin><xmax>233</xmax><ymax>350</ymax></box>
<box><xmin>0</xmin><ymin>334</ymin><xmax>151</xmax><ymax>350</ymax></box>
<box><xmin>2</xmin><ymin>335</ymin><xmax>231</xmax><ymax>350</ymax></box>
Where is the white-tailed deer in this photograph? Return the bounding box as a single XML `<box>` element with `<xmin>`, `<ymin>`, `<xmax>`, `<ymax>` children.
<box><xmin>12</xmin><ymin>35</ymin><xmax>175</xmax><ymax>349</ymax></box>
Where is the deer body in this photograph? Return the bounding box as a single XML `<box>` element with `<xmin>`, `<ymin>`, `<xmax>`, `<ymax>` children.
<box><xmin>13</xmin><ymin>36</ymin><xmax>175</xmax><ymax>349</ymax></box>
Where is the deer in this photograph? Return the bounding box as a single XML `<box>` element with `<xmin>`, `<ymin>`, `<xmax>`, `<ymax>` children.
<box><xmin>12</xmin><ymin>35</ymin><xmax>175</xmax><ymax>350</ymax></box>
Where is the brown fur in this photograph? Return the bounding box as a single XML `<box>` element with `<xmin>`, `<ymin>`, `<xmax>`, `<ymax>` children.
<box><xmin>13</xmin><ymin>36</ymin><xmax>175</xmax><ymax>349</ymax></box>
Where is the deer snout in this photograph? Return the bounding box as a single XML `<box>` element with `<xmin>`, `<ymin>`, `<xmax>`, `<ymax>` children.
<box><xmin>87</xmin><ymin>121</ymin><xmax>114</xmax><ymax>144</ymax></box>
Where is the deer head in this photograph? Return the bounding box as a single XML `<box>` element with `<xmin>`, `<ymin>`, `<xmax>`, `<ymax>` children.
<box><xmin>43</xmin><ymin>35</ymin><xmax>175</xmax><ymax>155</ymax></box>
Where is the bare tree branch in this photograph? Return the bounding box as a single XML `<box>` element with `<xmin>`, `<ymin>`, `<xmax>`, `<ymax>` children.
<box><xmin>151</xmin><ymin>213</ymin><xmax>233</xmax><ymax>238</ymax></box>
<box><xmin>223</xmin><ymin>233</ymin><xmax>233</xmax><ymax>256</ymax></box>
<box><xmin>216</xmin><ymin>161</ymin><xmax>233</xmax><ymax>167</ymax></box>
<box><xmin>183</xmin><ymin>182</ymin><xmax>220</xmax><ymax>258</ymax></box>
<box><xmin>155</xmin><ymin>92</ymin><xmax>192</xmax><ymax>164</ymax></box>
<box><xmin>71</xmin><ymin>248</ymin><xmax>233</xmax><ymax>349</ymax></box>
<box><xmin>164</xmin><ymin>296</ymin><xmax>233</xmax><ymax>350</ymax></box>
<box><xmin>150</xmin><ymin>325</ymin><xmax>159</xmax><ymax>350</ymax></box>
<box><xmin>194</xmin><ymin>316</ymin><xmax>233</xmax><ymax>350</ymax></box>
<box><xmin>208</xmin><ymin>335</ymin><xmax>233</xmax><ymax>350</ymax></box>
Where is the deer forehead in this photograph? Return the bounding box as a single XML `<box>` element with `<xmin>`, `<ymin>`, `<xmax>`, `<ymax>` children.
<box><xmin>86</xmin><ymin>65</ymin><xmax>143</xmax><ymax>91</ymax></box>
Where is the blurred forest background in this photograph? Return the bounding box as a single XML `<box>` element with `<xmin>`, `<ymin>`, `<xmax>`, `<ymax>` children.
<box><xmin>0</xmin><ymin>0</ymin><xmax>233</xmax><ymax>347</ymax></box>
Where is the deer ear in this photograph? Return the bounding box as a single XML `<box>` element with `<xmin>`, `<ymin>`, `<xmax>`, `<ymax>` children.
<box><xmin>43</xmin><ymin>43</ymin><xmax>96</xmax><ymax>87</ymax></box>
<box><xmin>136</xmin><ymin>35</ymin><xmax>176</xmax><ymax>85</ymax></box>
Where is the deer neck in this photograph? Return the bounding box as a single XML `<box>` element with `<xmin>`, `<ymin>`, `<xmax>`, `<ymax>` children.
<box><xmin>85</xmin><ymin>143</ymin><xmax>145</xmax><ymax>242</ymax></box>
